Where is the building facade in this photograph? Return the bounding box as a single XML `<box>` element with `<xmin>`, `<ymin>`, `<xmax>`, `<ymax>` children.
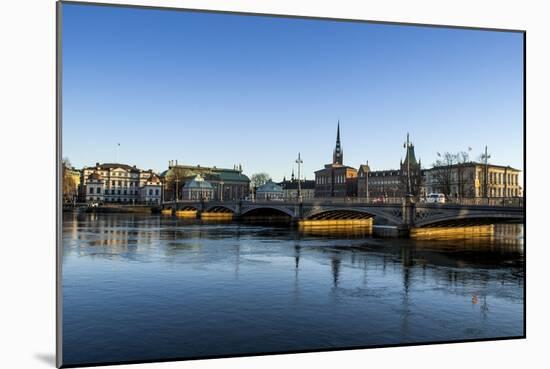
<box><xmin>399</xmin><ymin>135</ymin><xmax>423</xmax><ymax>197</ymax></box>
<box><xmin>366</xmin><ymin>169</ymin><xmax>402</xmax><ymax>199</ymax></box>
<box><xmin>365</xmin><ymin>134</ymin><xmax>424</xmax><ymax>199</ymax></box>
<box><xmin>140</xmin><ymin>173</ymin><xmax>163</xmax><ymax>204</ymax></box>
<box><xmin>256</xmin><ymin>180</ymin><xmax>284</xmax><ymax>201</ymax></box>
<box><xmin>81</xmin><ymin>163</ymin><xmax>162</xmax><ymax>204</ymax></box>
<box><xmin>161</xmin><ymin>162</ymin><xmax>250</xmax><ymax>202</ymax></box>
<box><xmin>181</xmin><ymin>174</ymin><xmax>214</xmax><ymax>200</ymax></box>
<box><xmin>357</xmin><ymin>164</ymin><xmax>371</xmax><ymax>198</ymax></box>
<box><xmin>314</xmin><ymin>122</ymin><xmax>358</xmax><ymax>198</ymax></box>
<box><xmin>278</xmin><ymin>172</ymin><xmax>315</xmax><ymax>200</ymax></box>
<box><xmin>424</xmin><ymin>162</ymin><xmax>522</xmax><ymax>199</ymax></box>
<box><xmin>84</xmin><ymin>171</ymin><xmax>105</xmax><ymax>203</ymax></box>
<box><xmin>63</xmin><ymin>165</ymin><xmax>81</xmax><ymax>203</ymax></box>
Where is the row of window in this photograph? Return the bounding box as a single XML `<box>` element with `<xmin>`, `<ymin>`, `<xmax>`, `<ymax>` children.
<box><xmin>369</xmin><ymin>179</ymin><xmax>400</xmax><ymax>185</ymax></box>
<box><xmin>316</xmin><ymin>175</ymin><xmax>348</xmax><ymax>185</ymax></box>
<box><xmin>88</xmin><ymin>187</ymin><xmax>160</xmax><ymax>196</ymax></box>
<box><xmin>488</xmin><ymin>172</ymin><xmax>519</xmax><ymax>185</ymax></box>
<box><xmin>86</xmin><ymin>197</ymin><xmax>158</xmax><ymax>203</ymax></box>
<box><xmin>86</xmin><ymin>171</ymin><xmax>141</xmax><ymax>178</ymax></box>
<box><xmin>491</xmin><ymin>187</ymin><xmax>520</xmax><ymax>197</ymax></box>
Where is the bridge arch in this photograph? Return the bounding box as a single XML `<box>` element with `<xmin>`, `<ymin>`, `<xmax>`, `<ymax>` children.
<box><xmin>304</xmin><ymin>207</ymin><xmax>402</xmax><ymax>225</ymax></box>
<box><xmin>415</xmin><ymin>212</ymin><xmax>524</xmax><ymax>228</ymax></box>
<box><xmin>205</xmin><ymin>205</ymin><xmax>236</xmax><ymax>213</ymax></box>
<box><xmin>240</xmin><ymin>205</ymin><xmax>296</xmax><ymax>218</ymax></box>
<box><xmin>178</xmin><ymin>205</ymin><xmax>199</xmax><ymax>211</ymax></box>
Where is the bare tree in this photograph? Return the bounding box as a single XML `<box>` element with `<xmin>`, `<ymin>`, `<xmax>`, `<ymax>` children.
<box><xmin>163</xmin><ymin>167</ymin><xmax>196</xmax><ymax>201</ymax></box>
<box><xmin>431</xmin><ymin>151</ymin><xmax>471</xmax><ymax>199</ymax></box>
<box><xmin>431</xmin><ymin>152</ymin><xmax>455</xmax><ymax>197</ymax></box>
<box><xmin>455</xmin><ymin>151</ymin><xmax>470</xmax><ymax>199</ymax></box>
<box><xmin>250</xmin><ymin>173</ymin><xmax>271</xmax><ymax>189</ymax></box>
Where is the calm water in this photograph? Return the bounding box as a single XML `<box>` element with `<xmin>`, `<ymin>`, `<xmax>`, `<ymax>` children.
<box><xmin>62</xmin><ymin>213</ymin><xmax>524</xmax><ymax>366</ymax></box>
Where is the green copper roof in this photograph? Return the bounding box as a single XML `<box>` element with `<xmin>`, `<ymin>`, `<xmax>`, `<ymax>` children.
<box><xmin>257</xmin><ymin>180</ymin><xmax>284</xmax><ymax>193</ymax></box>
<box><xmin>183</xmin><ymin>175</ymin><xmax>213</xmax><ymax>190</ymax></box>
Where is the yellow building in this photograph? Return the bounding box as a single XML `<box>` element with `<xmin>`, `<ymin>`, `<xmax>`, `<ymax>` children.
<box><xmin>425</xmin><ymin>162</ymin><xmax>522</xmax><ymax>198</ymax></box>
<box><xmin>63</xmin><ymin>166</ymin><xmax>81</xmax><ymax>203</ymax></box>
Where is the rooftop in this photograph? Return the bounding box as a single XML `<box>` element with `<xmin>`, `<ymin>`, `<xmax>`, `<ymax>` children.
<box><xmin>183</xmin><ymin>174</ymin><xmax>213</xmax><ymax>190</ymax></box>
<box><xmin>425</xmin><ymin>162</ymin><xmax>521</xmax><ymax>172</ymax></box>
<box><xmin>257</xmin><ymin>180</ymin><xmax>284</xmax><ymax>193</ymax></box>
<box><xmin>278</xmin><ymin>179</ymin><xmax>315</xmax><ymax>190</ymax></box>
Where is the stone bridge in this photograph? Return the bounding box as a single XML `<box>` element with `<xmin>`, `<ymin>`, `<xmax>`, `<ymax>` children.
<box><xmin>162</xmin><ymin>198</ymin><xmax>524</xmax><ymax>230</ymax></box>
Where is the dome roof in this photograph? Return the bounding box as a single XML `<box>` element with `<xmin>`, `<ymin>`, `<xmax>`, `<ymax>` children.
<box><xmin>257</xmin><ymin>180</ymin><xmax>283</xmax><ymax>193</ymax></box>
<box><xmin>183</xmin><ymin>174</ymin><xmax>213</xmax><ymax>190</ymax></box>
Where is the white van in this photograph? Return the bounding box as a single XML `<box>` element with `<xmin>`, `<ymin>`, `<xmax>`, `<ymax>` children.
<box><xmin>426</xmin><ymin>193</ymin><xmax>446</xmax><ymax>204</ymax></box>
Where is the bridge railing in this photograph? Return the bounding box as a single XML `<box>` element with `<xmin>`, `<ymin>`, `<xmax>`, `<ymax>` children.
<box><xmin>432</xmin><ymin>197</ymin><xmax>524</xmax><ymax>207</ymax></box>
<box><xmin>162</xmin><ymin>196</ymin><xmax>524</xmax><ymax>208</ymax></box>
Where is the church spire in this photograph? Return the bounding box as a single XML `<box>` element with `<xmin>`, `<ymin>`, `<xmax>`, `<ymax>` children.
<box><xmin>403</xmin><ymin>132</ymin><xmax>417</xmax><ymax>166</ymax></box>
<box><xmin>333</xmin><ymin>120</ymin><xmax>343</xmax><ymax>165</ymax></box>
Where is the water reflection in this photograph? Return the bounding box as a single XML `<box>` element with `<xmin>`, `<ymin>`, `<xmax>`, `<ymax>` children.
<box><xmin>62</xmin><ymin>212</ymin><xmax>524</xmax><ymax>366</ymax></box>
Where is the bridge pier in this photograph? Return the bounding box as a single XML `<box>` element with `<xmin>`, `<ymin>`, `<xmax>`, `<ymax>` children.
<box><xmin>398</xmin><ymin>195</ymin><xmax>416</xmax><ymax>237</ymax></box>
<box><xmin>293</xmin><ymin>202</ymin><xmax>304</xmax><ymax>222</ymax></box>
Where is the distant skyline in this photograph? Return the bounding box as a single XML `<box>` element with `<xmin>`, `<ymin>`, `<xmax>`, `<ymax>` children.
<box><xmin>62</xmin><ymin>3</ymin><xmax>524</xmax><ymax>181</ymax></box>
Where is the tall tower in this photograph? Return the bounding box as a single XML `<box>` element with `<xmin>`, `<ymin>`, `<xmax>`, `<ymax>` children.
<box><xmin>333</xmin><ymin>121</ymin><xmax>343</xmax><ymax>165</ymax></box>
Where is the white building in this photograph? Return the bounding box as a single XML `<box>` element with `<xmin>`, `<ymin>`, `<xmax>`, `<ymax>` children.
<box><xmin>140</xmin><ymin>173</ymin><xmax>163</xmax><ymax>204</ymax></box>
<box><xmin>81</xmin><ymin>163</ymin><xmax>163</xmax><ymax>204</ymax></box>
<box><xmin>84</xmin><ymin>171</ymin><xmax>105</xmax><ymax>203</ymax></box>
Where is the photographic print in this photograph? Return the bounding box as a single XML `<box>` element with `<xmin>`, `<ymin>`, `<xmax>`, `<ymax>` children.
<box><xmin>58</xmin><ymin>1</ymin><xmax>525</xmax><ymax>367</ymax></box>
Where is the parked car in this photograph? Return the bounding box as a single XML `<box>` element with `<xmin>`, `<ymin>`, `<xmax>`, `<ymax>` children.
<box><xmin>88</xmin><ymin>202</ymin><xmax>100</xmax><ymax>208</ymax></box>
<box><xmin>426</xmin><ymin>193</ymin><xmax>446</xmax><ymax>203</ymax></box>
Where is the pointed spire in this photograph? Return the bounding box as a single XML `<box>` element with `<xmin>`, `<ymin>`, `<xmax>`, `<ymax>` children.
<box><xmin>333</xmin><ymin>120</ymin><xmax>343</xmax><ymax>165</ymax></box>
<box><xmin>402</xmin><ymin>133</ymin><xmax>418</xmax><ymax>170</ymax></box>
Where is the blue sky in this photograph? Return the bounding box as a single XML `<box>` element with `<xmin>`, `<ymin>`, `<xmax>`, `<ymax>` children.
<box><xmin>62</xmin><ymin>3</ymin><xmax>524</xmax><ymax>181</ymax></box>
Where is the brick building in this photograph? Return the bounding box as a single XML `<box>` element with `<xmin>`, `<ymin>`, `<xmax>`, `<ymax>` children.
<box><xmin>314</xmin><ymin>122</ymin><xmax>358</xmax><ymax>198</ymax></box>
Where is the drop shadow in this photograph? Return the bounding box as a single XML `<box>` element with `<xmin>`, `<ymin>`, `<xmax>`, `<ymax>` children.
<box><xmin>34</xmin><ymin>353</ymin><xmax>56</xmax><ymax>367</ymax></box>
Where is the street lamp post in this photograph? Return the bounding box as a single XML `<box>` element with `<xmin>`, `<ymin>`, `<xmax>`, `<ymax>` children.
<box><xmin>366</xmin><ymin>161</ymin><xmax>370</xmax><ymax>203</ymax></box>
<box><xmin>220</xmin><ymin>180</ymin><xmax>224</xmax><ymax>202</ymax></box>
<box><xmin>174</xmin><ymin>174</ymin><xmax>180</xmax><ymax>204</ymax></box>
<box><xmin>481</xmin><ymin>146</ymin><xmax>491</xmax><ymax>202</ymax></box>
<box><xmin>449</xmin><ymin>156</ymin><xmax>456</xmax><ymax>203</ymax></box>
<box><xmin>295</xmin><ymin>153</ymin><xmax>303</xmax><ymax>203</ymax></box>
